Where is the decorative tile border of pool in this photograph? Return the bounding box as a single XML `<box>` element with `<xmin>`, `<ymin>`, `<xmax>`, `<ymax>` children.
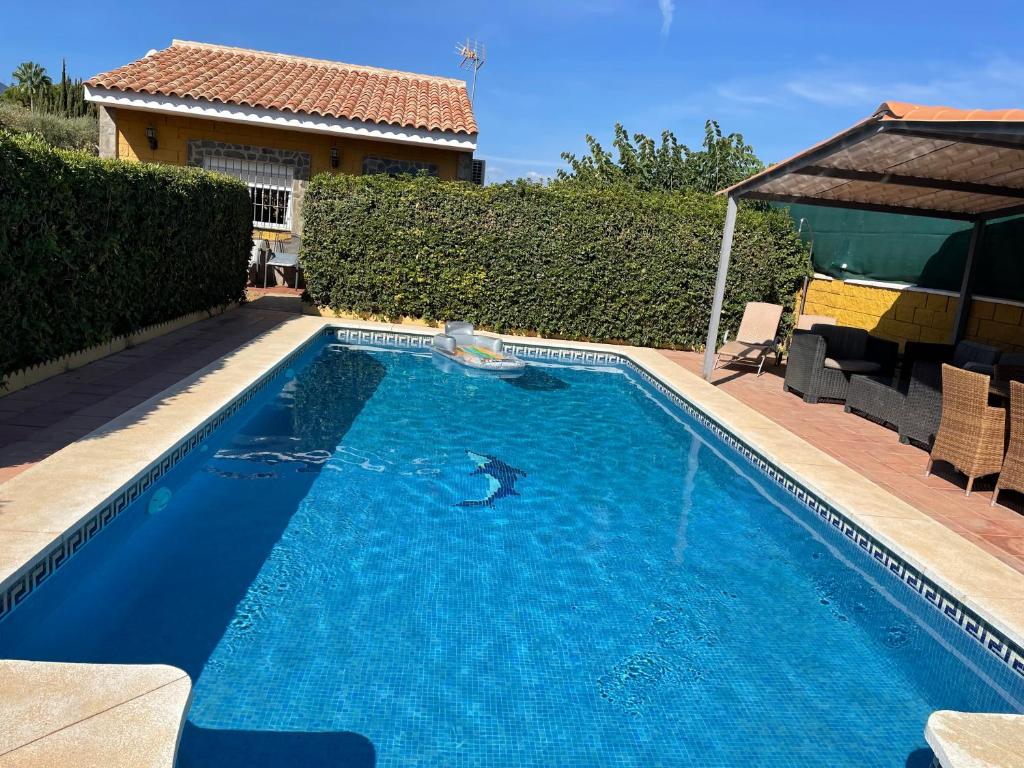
<box><xmin>2</xmin><ymin>323</ymin><xmax>1023</xmax><ymax>689</ymax></box>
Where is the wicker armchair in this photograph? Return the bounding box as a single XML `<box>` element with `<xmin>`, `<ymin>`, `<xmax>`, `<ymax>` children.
<box><xmin>896</xmin><ymin>361</ymin><xmax>945</xmax><ymax>447</ymax></box>
<box><xmin>927</xmin><ymin>365</ymin><xmax>1006</xmax><ymax>496</ymax></box>
<box><xmin>993</xmin><ymin>380</ymin><xmax>1024</xmax><ymax>507</ymax></box>
<box><xmin>846</xmin><ymin>360</ymin><xmax>946</xmax><ymax>445</ymax></box>
<box><xmin>784</xmin><ymin>325</ymin><xmax>899</xmax><ymax>404</ymax></box>
<box><xmin>901</xmin><ymin>339</ymin><xmax>1001</xmax><ymax>385</ymax></box>
<box><xmin>847</xmin><ymin>340</ymin><xmax>1004</xmax><ymax>448</ymax></box>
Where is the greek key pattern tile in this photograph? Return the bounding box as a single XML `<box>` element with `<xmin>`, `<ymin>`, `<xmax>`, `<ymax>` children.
<box><xmin>330</xmin><ymin>327</ymin><xmax>623</xmax><ymax>364</ymax></box>
<box><xmin>0</xmin><ymin>333</ymin><xmax>322</xmax><ymax>624</ymax></box>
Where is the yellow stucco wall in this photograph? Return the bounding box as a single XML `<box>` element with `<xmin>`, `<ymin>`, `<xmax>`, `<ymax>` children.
<box><xmin>803</xmin><ymin>278</ymin><xmax>1024</xmax><ymax>352</ymax></box>
<box><xmin>114</xmin><ymin>108</ymin><xmax>463</xmax><ymax>180</ymax></box>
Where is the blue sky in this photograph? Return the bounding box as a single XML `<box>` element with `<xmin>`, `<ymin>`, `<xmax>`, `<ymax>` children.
<box><xmin>4</xmin><ymin>0</ymin><xmax>1023</xmax><ymax>183</ymax></box>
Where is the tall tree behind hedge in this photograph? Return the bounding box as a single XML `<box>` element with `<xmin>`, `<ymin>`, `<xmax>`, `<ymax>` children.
<box><xmin>11</xmin><ymin>61</ymin><xmax>50</xmax><ymax>111</ymax></box>
<box><xmin>3</xmin><ymin>60</ymin><xmax>96</xmax><ymax>118</ymax></box>
<box><xmin>558</xmin><ymin>120</ymin><xmax>764</xmax><ymax>193</ymax></box>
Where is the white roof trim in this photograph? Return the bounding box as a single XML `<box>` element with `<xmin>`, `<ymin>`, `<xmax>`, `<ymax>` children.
<box><xmin>84</xmin><ymin>86</ymin><xmax>477</xmax><ymax>151</ymax></box>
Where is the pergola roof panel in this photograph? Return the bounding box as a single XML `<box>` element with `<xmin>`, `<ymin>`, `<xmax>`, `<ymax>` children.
<box><xmin>723</xmin><ymin>101</ymin><xmax>1024</xmax><ymax>220</ymax></box>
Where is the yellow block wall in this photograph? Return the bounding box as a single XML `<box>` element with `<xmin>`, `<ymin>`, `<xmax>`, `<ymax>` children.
<box><xmin>114</xmin><ymin>110</ymin><xmax>464</xmax><ymax>240</ymax></box>
<box><xmin>803</xmin><ymin>278</ymin><xmax>1024</xmax><ymax>352</ymax></box>
<box><xmin>115</xmin><ymin>108</ymin><xmax>463</xmax><ymax>180</ymax></box>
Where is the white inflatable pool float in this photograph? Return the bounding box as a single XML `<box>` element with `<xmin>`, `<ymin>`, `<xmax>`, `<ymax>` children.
<box><xmin>431</xmin><ymin>322</ymin><xmax>526</xmax><ymax>373</ymax></box>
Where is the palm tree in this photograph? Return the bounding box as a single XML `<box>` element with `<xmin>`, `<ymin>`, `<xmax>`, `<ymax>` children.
<box><xmin>12</xmin><ymin>61</ymin><xmax>51</xmax><ymax>111</ymax></box>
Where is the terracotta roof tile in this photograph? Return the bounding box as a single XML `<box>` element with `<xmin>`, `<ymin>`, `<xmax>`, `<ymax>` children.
<box><xmin>85</xmin><ymin>40</ymin><xmax>478</xmax><ymax>135</ymax></box>
<box><xmin>878</xmin><ymin>101</ymin><xmax>1024</xmax><ymax>122</ymax></box>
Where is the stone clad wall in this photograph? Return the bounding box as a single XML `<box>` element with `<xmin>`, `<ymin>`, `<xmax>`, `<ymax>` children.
<box><xmin>803</xmin><ymin>277</ymin><xmax>1024</xmax><ymax>352</ymax></box>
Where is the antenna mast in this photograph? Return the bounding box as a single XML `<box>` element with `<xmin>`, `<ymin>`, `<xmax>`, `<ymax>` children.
<box><xmin>455</xmin><ymin>39</ymin><xmax>485</xmax><ymax>102</ymax></box>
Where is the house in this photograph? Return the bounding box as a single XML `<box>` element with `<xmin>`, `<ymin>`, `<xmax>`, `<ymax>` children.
<box><xmin>84</xmin><ymin>40</ymin><xmax>479</xmax><ymax>238</ymax></box>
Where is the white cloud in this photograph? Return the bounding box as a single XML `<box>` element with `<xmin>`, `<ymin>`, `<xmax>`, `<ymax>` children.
<box><xmin>712</xmin><ymin>55</ymin><xmax>1024</xmax><ymax>112</ymax></box>
<box><xmin>658</xmin><ymin>0</ymin><xmax>675</xmax><ymax>36</ymax></box>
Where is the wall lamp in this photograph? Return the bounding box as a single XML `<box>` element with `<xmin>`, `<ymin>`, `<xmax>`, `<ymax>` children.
<box><xmin>330</xmin><ymin>145</ymin><xmax>340</xmax><ymax>169</ymax></box>
<box><xmin>146</xmin><ymin>125</ymin><xmax>158</xmax><ymax>151</ymax></box>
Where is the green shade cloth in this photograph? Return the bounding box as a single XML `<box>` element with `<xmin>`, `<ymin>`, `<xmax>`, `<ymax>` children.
<box><xmin>783</xmin><ymin>205</ymin><xmax>1024</xmax><ymax>302</ymax></box>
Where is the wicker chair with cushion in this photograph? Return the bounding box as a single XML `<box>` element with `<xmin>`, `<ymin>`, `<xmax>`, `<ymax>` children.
<box><xmin>783</xmin><ymin>325</ymin><xmax>899</xmax><ymax>404</ymax></box>
<box><xmin>896</xmin><ymin>360</ymin><xmax>946</xmax><ymax>447</ymax></box>
<box><xmin>993</xmin><ymin>380</ymin><xmax>1024</xmax><ymax>507</ymax></box>
<box><xmin>901</xmin><ymin>339</ymin><xmax>1001</xmax><ymax>385</ymax></box>
<box><xmin>846</xmin><ymin>340</ymin><xmax>1004</xmax><ymax>448</ymax></box>
<box><xmin>927</xmin><ymin>365</ymin><xmax>1006</xmax><ymax>496</ymax></box>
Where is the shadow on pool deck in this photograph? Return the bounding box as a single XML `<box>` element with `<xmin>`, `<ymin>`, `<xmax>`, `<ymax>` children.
<box><xmin>0</xmin><ymin>296</ymin><xmax>304</xmax><ymax>484</ymax></box>
<box><xmin>177</xmin><ymin>724</ymin><xmax>376</xmax><ymax>768</ymax></box>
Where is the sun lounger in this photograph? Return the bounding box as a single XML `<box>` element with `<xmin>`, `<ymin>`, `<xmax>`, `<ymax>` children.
<box><xmin>715</xmin><ymin>302</ymin><xmax>784</xmax><ymax>375</ymax></box>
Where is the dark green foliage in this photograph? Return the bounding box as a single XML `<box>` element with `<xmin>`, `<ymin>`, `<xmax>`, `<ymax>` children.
<box><xmin>0</xmin><ymin>103</ymin><xmax>97</xmax><ymax>152</ymax></box>
<box><xmin>2</xmin><ymin>59</ymin><xmax>99</xmax><ymax>153</ymax></box>
<box><xmin>0</xmin><ymin>131</ymin><xmax>252</xmax><ymax>375</ymax></box>
<box><xmin>302</xmin><ymin>174</ymin><xmax>810</xmax><ymax>348</ymax></box>
<box><xmin>558</xmin><ymin>121</ymin><xmax>764</xmax><ymax>193</ymax></box>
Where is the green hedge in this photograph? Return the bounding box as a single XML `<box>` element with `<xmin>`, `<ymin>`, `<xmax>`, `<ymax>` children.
<box><xmin>302</xmin><ymin>175</ymin><xmax>810</xmax><ymax>348</ymax></box>
<box><xmin>0</xmin><ymin>131</ymin><xmax>252</xmax><ymax>375</ymax></box>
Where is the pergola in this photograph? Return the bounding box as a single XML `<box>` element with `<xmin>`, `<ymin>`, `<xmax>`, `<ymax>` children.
<box><xmin>703</xmin><ymin>101</ymin><xmax>1024</xmax><ymax>381</ymax></box>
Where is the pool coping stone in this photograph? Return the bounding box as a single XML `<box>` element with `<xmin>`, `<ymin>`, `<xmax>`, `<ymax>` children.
<box><xmin>0</xmin><ymin>659</ymin><xmax>191</xmax><ymax>767</ymax></box>
<box><xmin>925</xmin><ymin>709</ymin><xmax>1024</xmax><ymax>768</ymax></box>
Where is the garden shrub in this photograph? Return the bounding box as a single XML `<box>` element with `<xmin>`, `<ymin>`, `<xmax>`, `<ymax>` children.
<box><xmin>302</xmin><ymin>175</ymin><xmax>810</xmax><ymax>348</ymax></box>
<box><xmin>0</xmin><ymin>130</ymin><xmax>252</xmax><ymax>375</ymax></box>
<box><xmin>0</xmin><ymin>103</ymin><xmax>98</xmax><ymax>153</ymax></box>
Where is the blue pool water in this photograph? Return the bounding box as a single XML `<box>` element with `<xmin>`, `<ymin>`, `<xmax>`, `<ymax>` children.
<box><xmin>1</xmin><ymin>338</ymin><xmax>1021</xmax><ymax>767</ymax></box>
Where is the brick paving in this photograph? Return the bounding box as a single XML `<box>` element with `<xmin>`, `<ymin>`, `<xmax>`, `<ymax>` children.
<box><xmin>662</xmin><ymin>350</ymin><xmax>1024</xmax><ymax>575</ymax></box>
<box><xmin>0</xmin><ymin>296</ymin><xmax>302</xmax><ymax>484</ymax></box>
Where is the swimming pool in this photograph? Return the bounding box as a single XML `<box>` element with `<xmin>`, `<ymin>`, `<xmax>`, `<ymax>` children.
<box><xmin>1</xmin><ymin>332</ymin><xmax>1021</xmax><ymax>767</ymax></box>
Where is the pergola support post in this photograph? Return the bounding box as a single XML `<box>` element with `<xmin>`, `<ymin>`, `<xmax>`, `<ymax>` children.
<box><xmin>703</xmin><ymin>196</ymin><xmax>738</xmax><ymax>381</ymax></box>
<box><xmin>952</xmin><ymin>220</ymin><xmax>985</xmax><ymax>343</ymax></box>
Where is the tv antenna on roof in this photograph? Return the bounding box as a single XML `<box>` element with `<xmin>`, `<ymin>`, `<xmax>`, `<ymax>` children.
<box><xmin>455</xmin><ymin>39</ymin><xmax>485</xmax><ymax>102</ymax></box>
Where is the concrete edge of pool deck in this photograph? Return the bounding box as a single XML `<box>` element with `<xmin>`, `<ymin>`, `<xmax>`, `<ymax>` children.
<box><xmin>0</xmin><ymin>659</ymin><xmax>192</xmax><ymax>767</ymax></box>
<box><xmin>0</xmin><ymin>316</ymin><xmax>1023</xmax><ymax>766</ymax></box>
<box><xmin>925</xmin><ymin>709</ymin><xmax>1024</xmax><ymax>768</ymax></box>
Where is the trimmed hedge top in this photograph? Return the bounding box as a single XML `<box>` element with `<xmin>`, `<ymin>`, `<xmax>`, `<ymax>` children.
<box><xmin>0</xmin><ymin>131</ymin><xmax>252</xmax><ymax>376</ymax></box>
<box><xmin>302</xmin><ymin>175</ymin><xmax>810</xmax><ymax>348</ymax></box>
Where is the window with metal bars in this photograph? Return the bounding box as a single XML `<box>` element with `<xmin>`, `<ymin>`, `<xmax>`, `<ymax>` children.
<box><xmin>203</xmin><ymin>157</ymin><xmax>295</xmax><ymax>230</ymax></box>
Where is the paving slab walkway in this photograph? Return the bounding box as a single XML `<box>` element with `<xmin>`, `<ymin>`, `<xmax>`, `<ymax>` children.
<box><xmin>0</xmin><ymin>296</ymin><xmax>302</xmax><ymax>484</ymax></box>
<box><xmin>662</xmin><ymin>350</ymin><xmax>1024</xmax><ymax>575</ymax></box>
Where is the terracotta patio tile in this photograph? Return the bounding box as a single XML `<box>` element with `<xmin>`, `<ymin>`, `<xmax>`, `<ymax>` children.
<box><xmin>0</xmin><ymin>304</ymin><xmax>297</xmax><ymax>483</ymax></box>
